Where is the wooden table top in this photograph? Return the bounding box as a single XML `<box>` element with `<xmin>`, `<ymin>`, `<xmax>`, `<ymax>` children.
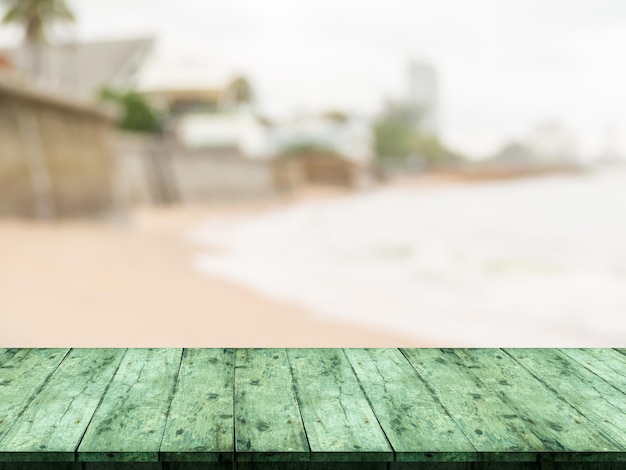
<box><xmin>0</xmin><ymin>348</ymin><xmax>624</xmax><ymax>469</ymax></box>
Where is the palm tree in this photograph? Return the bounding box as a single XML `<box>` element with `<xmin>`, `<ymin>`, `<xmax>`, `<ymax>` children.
<box><xmin>220</xmin><ymin>75</ymin><xmax>254</xmax><ymax>112</ymax></box>
<box><xmin>1</xmin><ymin>0</ymin><xmax>74</xmax><ymax>219</ymax></box>
<box><xmin>1</xmin><ymin>0</ymin><xmax>75</xmax><ymax>78</ymax></box>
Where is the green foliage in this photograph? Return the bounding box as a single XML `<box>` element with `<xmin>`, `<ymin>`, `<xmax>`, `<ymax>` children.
<box><xmin>1</xmin><ymin>0</ymin><xmax>74</xmax><ymax>43</ymax></box>
<box><xmin>373</xmin><ymin>102</ymin><xmax>462</xmax><ymax>167</ymax></box>
<box><xmin>223</xmin><ymin>75</ymin><xmax>253</xmax><ymax>109</ymax></box>
<box><xmin>99</xmin><ymin>88</ymin><xmax>162</xmax><ymax>134</ymax></box>
<box><xmin>278</xmin><ymin>142</ymin><xmax>342</xmax><ymax>159</ymax></box>
<box><xmin>412</xmin><ymin>134</ymin><xmax>462</xmax><ymax>166</ymax></box>
<box><xmin>373</xmin><ymin>112</ymin><xmax>414</xmax><ymax>160</ymax></box>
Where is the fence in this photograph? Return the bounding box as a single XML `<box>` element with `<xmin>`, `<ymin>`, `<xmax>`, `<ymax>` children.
<box><xmin>115</xmin><ymin>134</ymin><xmax>280</xmax><ymax>205</ymax></box>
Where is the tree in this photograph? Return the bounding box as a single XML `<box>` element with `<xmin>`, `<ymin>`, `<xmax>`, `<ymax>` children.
<box><xmin>373</xmin><ymin>103</ymin><xmax>414</xmax><ymax>160</ymax></box>
<box><xmin>373</xmin><ymin>101</ymin><xmax>462</xmax><ymax>168</ymax></box>
<box><xmin>99</xmin><ymin>88</ymin><xmax>162</xmax><ymax>134</ymax></box>
<box><xmin>1</xmin><ymin>0</ymin><xmax>75</xmax><ymax>78</ymax></box>
<box><xmin>220</xmin><ymin>75</ymin><xmax>254</xmax><ymax>111</ymax></box>
<box><xmin>278</xmin><ymin>142</ymin><xmax>341</xmax><ymax>159</ymax></box>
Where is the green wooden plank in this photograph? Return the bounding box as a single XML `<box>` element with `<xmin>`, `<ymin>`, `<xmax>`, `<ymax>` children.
<box><xmin>390</xmin><ymin>464</ymin><xmax>471</xmax><ymax>470</ymax></box>
<box><xmin>160</xmin><ymin>348</ymin><xmax>234</xmax><ymax>463</ymax></box>
<box><xmin>505</xmin><ymin>349</ymin><xmax>626</xmax><ymax>447</ymax></box>
<box><xmin>286</xmin><ymin>349</ymin><xmax>392</xmax><ymax>463</ymax></box>
<box><xmin>163</xmin><ymin>462</ymin><xmax>232</xmax><ymax>470</ymax></box>
<box><xmin>83</xmin><ymin>464</ymin><xmax>161</xmax><ymax>470</ymax></box>
<box><xmin>0</xmin><ymin>464</ymin><xmax>81</xmax><ymax>470</ymax></box>
<box><xmin>0</xmin><ymin>349</ymin><xmax>69</xmax><ymax>444</ymax></box>
<box><xmin>234</xmin><ymin>349</ymin><xmax>309</xmax><ymax>462</ymax></box>
<box><xmin>539</xmin><ymin>462</ymin><xmax>625</xmax><ymax>470</ymax></box>
<box><xmin>559</xmin><ymin>349</ymin><xmax>626</xmax><ymax>389</ymax></box>
<box><xmin>455</xmin><ymin>349</ymin><xmax>623</xmax><ymax>459</ymax></box>
<box><xmin>344</xmin><ymin>348</ymin><xmax>476</xmax><ymax>462</ymax></box>
<box><xmin>237</xmin><ymin>465</ymin><xmax>386</xmax><ymax>470</ymax></box>
<box><xmin>236</xmin><ymin>464</ymin><xmax>309</xmax><ymax>470</ymax></box>
<box><xmin>400</xmin><ymin>348</ymin><xmax>547</xmax><ymax>461</ymax></box>
<box><xmin>310</xmin><ymin>464</ymin><xmax>387</xmax><ymax>470</ymax></box>
<box><xmin>0</xmin><ymin>349</ymin><xmax>125</xmax><ymax>462</ymax></box>
<box><xmin>77</xmin><ymin>348</ymin><xmax>183</xmax><ymax>463</ymax></box>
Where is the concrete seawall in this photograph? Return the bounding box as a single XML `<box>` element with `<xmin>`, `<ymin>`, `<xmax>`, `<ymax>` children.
<box><xmin>0</xmin><ymin>79</ymin><xmax>117</xmax><ymax>218</ymax></box>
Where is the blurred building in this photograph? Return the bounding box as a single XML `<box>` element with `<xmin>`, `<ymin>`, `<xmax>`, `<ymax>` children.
<box><xmin>598</xmin><ymin>123</ymin><xmax>625</xmax><ymax>165</ymax></box>
<box><xmin>144</xmin><ymin>87</ymin><xmax>270</xmax><ymax>158</ymax></box>
<box><xmin>269</xmin><ymin>114</ymin><xmax>374</xmax><ymax>164</ymax></box>
<box><xmin>0</xmin><ymin>37</ymin><xmax>154</xmax><ymax>101</ymax></box>
<box><xmin>526</xmin><ymin>121</ymin><xmax>579</xmax><ymax>163</ymax></box>
<box><xmin>408</xmin><ymin>59</ymin><xmax>439</xmax><ymax>138</ymax></box>
<box><xmin>491</xmin><ymin>121</ymin><xmax>581</xmax><ymax>168</ymax></box>
<box><xmin>145</xmin><ymin>87</ymin><xmax>373</xmax><ymax>165</ymax></box>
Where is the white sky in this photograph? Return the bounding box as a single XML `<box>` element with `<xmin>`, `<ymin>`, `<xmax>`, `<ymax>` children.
<box><xmin>2</xmin><ymin>0</ymin><xmax>626</xmax><ymax>157</ymax></box>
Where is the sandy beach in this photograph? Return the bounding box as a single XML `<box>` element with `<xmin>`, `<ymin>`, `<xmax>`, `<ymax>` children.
<box><xmin>0</xmin><ymin>195</ymin><xmax>422</xmax><ymax>347</ymax></box>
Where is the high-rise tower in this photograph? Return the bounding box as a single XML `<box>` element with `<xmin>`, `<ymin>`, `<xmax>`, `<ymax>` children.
<box><xmin>408</xmin><ymin>60</ymin><xmax>439</xmax><ymax>137</ymax></box>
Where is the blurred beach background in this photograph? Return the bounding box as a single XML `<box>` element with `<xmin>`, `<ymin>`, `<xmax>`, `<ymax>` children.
<box><xmin>1</xmin><ymin>0</ymin><xmax>625</xmax><ymax>346</ymax></box>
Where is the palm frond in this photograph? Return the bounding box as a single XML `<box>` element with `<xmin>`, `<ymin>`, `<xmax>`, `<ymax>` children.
<box><xmin>1</xmin><ymin>6</ymin><xmax>21</xmax><ymax>24</ymax></box>
<box><xmin>1</xmin><ymin>0</ymin><xmax>75</xmax><ymax>42</ymax></box>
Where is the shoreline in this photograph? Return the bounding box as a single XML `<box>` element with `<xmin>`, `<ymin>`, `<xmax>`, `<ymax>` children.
<box><xmin>1</xmin><ymin>168</ymin><xmax>598</xmax><ymax>347</ymax></box>
<box><xmin>0</xmin><ymin>202</ymin><xmax>425</xmax><ymax>347</ymax></box>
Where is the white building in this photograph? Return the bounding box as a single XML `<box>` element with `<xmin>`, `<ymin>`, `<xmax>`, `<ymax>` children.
<box><xmin>526</xmin><ymin>121</ymin><xmax>579</xmax><ymax>163</ymax></box>
<box><xmin>268</xmin><ymin>115</ymin><xmax>374</xmax><ymax>164</ymax></box>
<box><xmin>177</xmin><ymin>111</ymin><xmax>270</xmax><ymax>158</ymax></box>
<box><xmin>166</xmin><ymin>103</ymin><xmax>374</xmax><ymax>164</ymax></box>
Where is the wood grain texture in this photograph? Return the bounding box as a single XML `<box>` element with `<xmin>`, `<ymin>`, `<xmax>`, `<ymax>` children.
<box><xmin>505</xmin><ymin>349</ymin><xmax>626</xmax><ymax>447</ymax></box>
<box><xmin>287</xmin><ymin>348</ymin><xmax>392</xmax><ymax>462</ymax></box>
<box><xmin>77</xmin><ymin>349</ymin><xmax>183</xmax><ymax>462</ymax></box>
<box><xmin>83</xmin><ymin>464</ymin><xmax>161</xmax><ymax>470</ymax></box>
<box><xmin>389</xmin><ymin>464</ymin><xmax>471</xmax><ymax>470</ymax></box>
<box><xmin>163</xmin><ymin>462</ymin><xmax>233</xmax><ymax>470</ymax></box>
<box><xmin>455</xmin><ymin>349</ymin><xmax>623</xmax><ymax>459</ymax></box>
<box><xmin>559</xmin><ymin>349</ymin><xmax>626</xmax><ymax>389</ymax></box>
<box><xmin>400</xmin><ymin>348</ymin><xmax>546</xmax><ymax>461</ymax></box>
<box><xmin>0</xmin><ymin>464</ymin><xmax>82</xmax><ymax>470</ymax></box>
<box><xmin>0</xmin><ymin>349</ymin><xmax>69</xmax><ymax>444</ymax></box>
<box><xmin>0</xmin><ymin>348</ymin><xmax>624</xmax><ymax>468</ymax></box>
<box><xmin>234</xmin><ymin>349</ymin><xmax>309</xmax><ymax>462</ymax></box>
<box><xmin>0</xmin><ymin>349</ymin><xmax>125</xmax><ymax>462</ymax></box>
<box><xmin>160</xmin><ymin>349</ymin><xmax>234</xmax><ymax>463</ymax></box>
<box><xmin>344</xmin><ymin>348</ymin><xmax>476</xmax><ymax>462</ymax></box>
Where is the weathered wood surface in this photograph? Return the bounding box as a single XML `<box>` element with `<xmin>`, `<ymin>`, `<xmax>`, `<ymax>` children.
<box><xmin>505</xmin><ymin>349</ymin><xmax>626</xmax><ymax>447</ymax></box>
<box><xmin>287</xmin><ymin>348</ymin><xmax>392</xmax><ymax>462</ymax></box>
<box><xmin>453</xmin><ymin>349</ymin><xmax>622</xmax><ymax>459</ymax></box>
<box><xmin>234</xmin><ymin>349</ymin><xmax>309</xmax><ymax>463</ymax></box>
<box><xmin>0</xmin><ymin>348</ymin><xmax>624</xmax><ymax>469</ymax></box>
<box><xmin>77</xmin><ymin>349</ymin><xmax>183</xmax><ymax>462</ymax></box>
<box><xmin>160</xmin><ymin>349</ymin><xmax>234</xmax><ymax>464</ymax></box>
<box><xmin>0</xmin><ymin>349</ymin><xmax>124</xmax><ymax>462</ymax></box>
<box><xmin>0</xmin><ymin>349</ymin><xmax>70</xmax><ymax>443</ymax></box>
<box><xmin>344</xmin><ymin>348</ymin><xmax>475</xmax><ymax>462</ymax></box>
<box><xmin>400</xmin><ymin>348</ymin><xmax>548</xmax><ymax>460</ymax></box>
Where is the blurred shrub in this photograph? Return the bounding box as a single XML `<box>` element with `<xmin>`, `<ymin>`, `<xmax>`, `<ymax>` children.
<box><xmin>99</xmin><ymin>88</ymin><xmax>162</xmax><ymax>134</ymax></box>
<box><xmin>278</xmin><ymin>142</ymin><xmax>343</xmax><ymax>159</ymax></box>
<box><xmin>374</xmin><ymin>103</ymin><xmax>462</xmax><ymax>167</ymax></box>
